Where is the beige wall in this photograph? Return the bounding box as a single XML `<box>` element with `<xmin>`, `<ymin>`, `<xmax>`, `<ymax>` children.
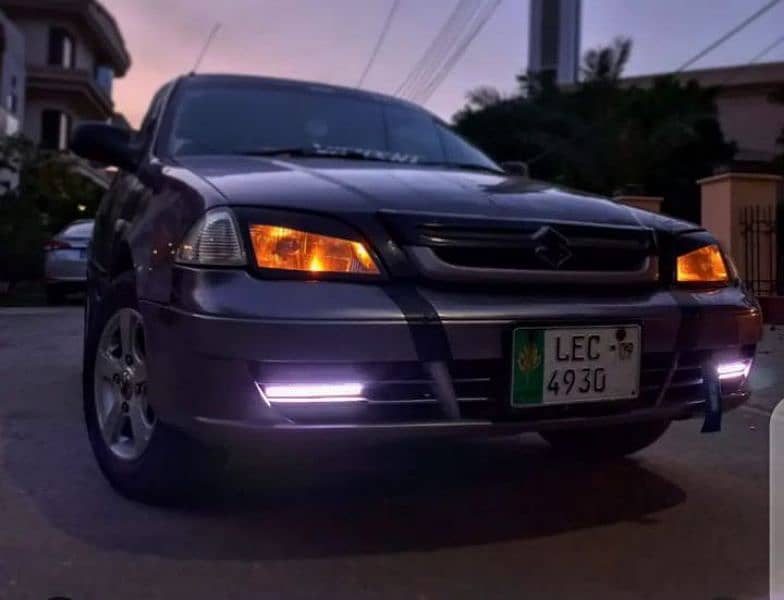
<box><xmin>700</xmin><ymin>173</ymin><xmax>782</xmax><ymax>292</ymax></box>
<box><xmin>716</xmin><ymin>91</ymin><xmax>784</xmax><ymax>158</ymax></box>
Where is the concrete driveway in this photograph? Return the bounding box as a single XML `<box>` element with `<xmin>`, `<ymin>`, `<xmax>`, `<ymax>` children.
<box><xmin>0</xmin><ymin>307</ymin><xmax>778</xmax><ymax>599</ymax></box>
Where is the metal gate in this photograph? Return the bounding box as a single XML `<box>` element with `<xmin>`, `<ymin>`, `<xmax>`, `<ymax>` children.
<box><xmin>740</xmin><ymin>204</ymin><xmax>780</xmax><ymax>296</ymax></box>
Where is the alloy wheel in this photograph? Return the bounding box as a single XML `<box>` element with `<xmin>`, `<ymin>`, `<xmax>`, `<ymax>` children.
<box><xmin>93</xmin><ymin>308</ymin><xmax>156</xmax><ymax>461</ymax></box>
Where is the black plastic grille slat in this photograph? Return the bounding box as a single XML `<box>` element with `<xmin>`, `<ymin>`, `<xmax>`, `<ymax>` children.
<box><xmin>417</xmin><ymin>223</ymin><xmax>654</xmax><ymax>273</ymax></box>
<box><xmin>432</xmin><ymin>246</ymin><xmax>648</xmax><ymax>272</ymax></box>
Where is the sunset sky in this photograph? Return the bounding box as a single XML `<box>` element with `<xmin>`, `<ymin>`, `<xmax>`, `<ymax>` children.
<box><xmin>101</xmin><ymin>0</ymin><xmax>784</xmax><ymax>128</ymax></box>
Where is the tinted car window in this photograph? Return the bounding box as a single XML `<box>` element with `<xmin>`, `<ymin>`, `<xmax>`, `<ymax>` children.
<box><xmin>385</xmin><ymin>105</ymin><xmax>444</xmax><ymax>161</ymax></box>
<box><xmin>439</xmin><ymin>125</ymin><xmax>498</xmax><ymax>167</ymax></box>
<box><xmin>169</xmin><ymin>86</ymin><xmax>388</xmax><ymax>156</ymax></box>
<box><xmin>163</xmin><ymin>81</ymin><xmax>499</xmax><ymax>170</ymax></box>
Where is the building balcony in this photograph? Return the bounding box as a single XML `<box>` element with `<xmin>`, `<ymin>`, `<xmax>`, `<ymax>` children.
<box><xmin>26</xmin><ymin>64</ymin><xmax>113</xmax><ymax>119</ymax></box>
<box><xmin>0</xmin><ymin>0</ymin><xmax>131</xmax><ymax>76</ymax></box>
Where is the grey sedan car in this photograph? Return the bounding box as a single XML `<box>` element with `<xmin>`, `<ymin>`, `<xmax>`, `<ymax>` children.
<box><xmin>71</xmin><ymin>74</ymin><xmax>762</xmax><ymax>504</ymax></box>
<box><xmin>44</xmin><ymin>219</ymin><xmax>93</xmax><ymax>303</ymax></box>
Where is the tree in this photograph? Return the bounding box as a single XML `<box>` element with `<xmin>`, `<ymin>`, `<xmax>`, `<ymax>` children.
<box><xmin>582</xmin><ymin>37</ymin><xmax>632</xmax><ymax>83</ymax></box>
<box><xmin>0</xmin><ymin>135</ymin><xmax>106</xmax><ymax>286</ymax></box>
<box><xmin>20</xmin><ymin>152</ymin><xmax>104</xmax><ymax>233</ymax></box>
<box><xmin>453</xmin><ymin>38</ymin><xmax>735</xmax><ymax>222</ymax></box>
<box><xmin>0</xmin><ymin>135</ymin><xmax>106</xmax><ymax>234</ymax></box>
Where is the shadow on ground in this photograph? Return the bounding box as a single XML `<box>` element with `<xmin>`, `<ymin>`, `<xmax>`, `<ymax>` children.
<box><xmin>2</xmin><ymin>412</ymin><xmax>687</xmax><ymax>560</ymax></box>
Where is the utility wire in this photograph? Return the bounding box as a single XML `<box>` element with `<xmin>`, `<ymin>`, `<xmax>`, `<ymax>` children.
<box><xmin>748</xmin><ymin>33</ymin><xmax>784</xmax><ymax>64</ymax></box>
<box><xmin>697</xmin><ymin>33</ymin><xmax>784</xmax><ymax>95</ymax></box>
<box><xmin>676</xmin><ymin>0</ymin><xmax>782</xmax><ymax>72</ymax></box>
<box><xmin>402</xmin><ymin>0</ymin><xmax>481</xmax><ymax>100</ymax></box>
<box><xmin>357</xmin><ymin>0</ymin><xmax>402</xmax><ymax>88</ymax></box>
<box><xmin>396</xmin><ymin>0</ymin><xmax>477</xmax><ymax>98</ymax></box>
<box><xmin>394</xmin><ymin>0</ymin><xmax>479</xmax><ymax>97</ymax></box>
<box><xmin>415</xmin><ymin>0</ymin><xmax>503</xmax><ymax>104</ymax></box>
<box><xmin>527</xmin><ymin>0</ymin><xmax>784</xmax><ymax>167</ymax></box>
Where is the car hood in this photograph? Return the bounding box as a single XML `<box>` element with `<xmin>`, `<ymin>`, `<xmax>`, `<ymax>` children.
<box><xmin>177</xmin><ymin>155</ymin><xmax>698</xmax><ymax>234</ymax></box>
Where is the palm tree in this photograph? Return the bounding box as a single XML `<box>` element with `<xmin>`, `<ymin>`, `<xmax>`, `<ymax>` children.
<box><xmin>581</xmin><ymin>37</ymin><xmax>632</xmax><ymax>83</ymax></box>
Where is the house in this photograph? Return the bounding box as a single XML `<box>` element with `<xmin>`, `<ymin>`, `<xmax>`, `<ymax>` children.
<box><xmin>623</xmin><ymin>61</ymin><xmax>784</xmax><ymax>167</ymax></box>
<box><xmin>0</xmin><ymin>9</ymin><xmax>24</xmax><ymax>138</ymax></box>
<box><xmin>0</xmin><ymin>0</ymin><xmax>130</xmax><ymax>151</ymax></box>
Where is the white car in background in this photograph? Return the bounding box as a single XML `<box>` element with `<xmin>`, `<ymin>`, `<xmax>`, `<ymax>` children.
<box><xmin>44</xmin><ymin>219</ymin><xmax>94</xmax><ymax>304</ymax></box>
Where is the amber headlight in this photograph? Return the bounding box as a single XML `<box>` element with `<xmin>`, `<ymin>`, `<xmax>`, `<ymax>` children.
<box><xmin>249</xmin><ymin>224</ymin><xmax>380</xmax><ymax>275</ymax></box>
<box><xmin>676</xmin><ymin>244</ymin><xmax>729</xmax><ymax>284</ymax></box>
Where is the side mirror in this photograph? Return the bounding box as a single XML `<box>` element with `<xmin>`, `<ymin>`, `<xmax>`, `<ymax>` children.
<box><xmin>500</xmin><ymin>161</ymin><xmax>529</xmax><ymax>177</ymax></box>
<box><xmin>70</xmin><ymin>123</ymin><xmax>140</xmax><ymax>171</ymax></box>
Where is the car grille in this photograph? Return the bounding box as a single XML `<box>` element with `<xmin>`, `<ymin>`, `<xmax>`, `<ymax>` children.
<box><xmin>380</xmin><ymin>212</ymin><xmax>659</xmax><ymax>285</ymax></box>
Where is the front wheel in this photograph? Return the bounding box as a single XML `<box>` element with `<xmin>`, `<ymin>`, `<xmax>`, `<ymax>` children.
<box><xmin>539</xmin><ymin>420</ymin><xmax>671</xmax><ymax>458</ymax></box>
<box><xmin>83</xmin><ymin>272</ymin><xmax>226</xmax><ymax>504</ymax></box>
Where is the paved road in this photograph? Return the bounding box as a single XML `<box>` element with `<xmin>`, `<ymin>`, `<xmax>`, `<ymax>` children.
<box><xmin>0</xmin><ymin>307</ymin><xmax>778</xmax><ymax>599</ymax></box>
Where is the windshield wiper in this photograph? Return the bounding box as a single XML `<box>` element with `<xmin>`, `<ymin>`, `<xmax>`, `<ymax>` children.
<box><xmin>416</xmin><ymin>161</ymin><xmax>505</xmax><ymax>174</ymax></box>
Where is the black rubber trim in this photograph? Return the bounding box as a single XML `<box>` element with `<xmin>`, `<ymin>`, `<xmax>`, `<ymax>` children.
<box><xmin>383</xmin><ymin>283</ymin><xmax>454</xmax><ymax>364</ymax></box>
<box><xmin>382</xmin><ymin>283</ymin><xmax>458</xmax><ymax>419</ymax></box>
<box><xmin>675</xmin><ymin>292</ymin><xmax>722</xmax><ymax>432</ymax></box>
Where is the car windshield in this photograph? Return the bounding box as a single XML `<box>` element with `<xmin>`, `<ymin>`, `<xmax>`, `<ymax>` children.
<box><xmin>163</xmin><ymin>81</ymin><xmax>500</xmax><ymax>172</ymax></box>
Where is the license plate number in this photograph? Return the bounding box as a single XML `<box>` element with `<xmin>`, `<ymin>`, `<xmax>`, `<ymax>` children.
<box><xmin>510</xmin><ymin>325</ymin><xmax>641</xmax><ymax>406</ymax></box>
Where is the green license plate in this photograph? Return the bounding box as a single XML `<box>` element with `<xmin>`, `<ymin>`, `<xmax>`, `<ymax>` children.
<box><xmin>510</xmin><ymin>325</ymin><xmax>641</xmax><ymax>407</ymax></box>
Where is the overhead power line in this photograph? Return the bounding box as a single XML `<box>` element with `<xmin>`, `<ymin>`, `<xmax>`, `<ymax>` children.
<box><xmin>415</xmin><ymin>0</ymin><xmax>504</xmax><ymax>104</ymax></box>
<box><xmin>676</xmin><ymin>0</ymin><xmax>782</xmax><ymax>72</ymax></box>
<box><xmin>357</xmin><ymin>0</ymin><xmax>402</xmax><ymax>88</ymax></box>
<box><xmin>401</xmin><ymin>0</ymin><xmax>481</xmax><ymax>100</ymax></box>
<box><xmin>748</xmin><ymin>33</ymin><xmax>784</xmax><ymax>64</ymax></box>
<box><xmin>394</xmin><ymin>0</ymin><xmax>481</xmax><ymax>98</ymax></box>
<box><xmin>701</xmin><ymin>32</ymin><xmax>784</xmax><ymax>91</ymax></box>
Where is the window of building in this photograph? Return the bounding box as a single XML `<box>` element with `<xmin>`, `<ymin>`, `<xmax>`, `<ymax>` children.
<box><xmin>94</xmin><ymin>66</ymin><xmax>115</xmax><ymax>97</ymax></box>
<box><xmin>7</xmin><ymin>73</ymin><xmax>18</xmax><ymax>115</ymax></box>
<box><xmin>41</xmin><ymin>110</ymin><xmax>71</xmax><ymax>150</ymax></box>
<box><xmin>48</xmin><ymin>27</ymin><xmax>75</xmax><ymax>68</ymax></box>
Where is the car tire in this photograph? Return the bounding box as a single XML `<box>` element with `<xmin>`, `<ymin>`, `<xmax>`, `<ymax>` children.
<box><xmin>45</xmin><ymin>283</ymin><xmax>65</xmax><ymax>305</ymax></box>
<box><xmin>83</xmin><ymin>271</ymin><xmax>227</xmax><ymax>505</ymax></box>
<box><xmin>539</xmin><ymin>420</ymin><xmax>671</xmax><ymax>459</ymax></box>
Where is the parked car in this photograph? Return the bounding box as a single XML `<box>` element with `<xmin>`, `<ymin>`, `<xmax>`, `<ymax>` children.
<box><xmin>44</xmin><ymin>219</ymin><xmax>94</xmax><ymax>304</ymax></box>
<box><xmin>71</xmin><ymin>74</ymin><xmax>763</xmax><ymax>504</ymax></box>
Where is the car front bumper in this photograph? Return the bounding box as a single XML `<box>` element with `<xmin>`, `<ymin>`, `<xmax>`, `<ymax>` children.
<box><xmin>139</xmin><ymin>269</ymin><xmax>762</xmax><ymax>443</ymax></box>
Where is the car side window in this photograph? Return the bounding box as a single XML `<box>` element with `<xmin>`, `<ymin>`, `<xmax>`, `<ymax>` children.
<box><xmin>135</xmin><ymin>85</ymin><xmax>169</xmax><ymax>152</ymax></box>
<box><xmin>438</xmin><ymin>125</ymin><xmax>498</xmax><ymax>170</ymax></box>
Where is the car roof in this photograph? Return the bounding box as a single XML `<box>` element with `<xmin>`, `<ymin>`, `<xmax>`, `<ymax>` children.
<box><xmin>60</xmin><ymin>220</ymin><xmax>94</xmax><ymax>234</ymax></box>
<box><xmin>177</xmin><ymin>73</ymin><xmax>438</xmax><ymax>119</ymax></box>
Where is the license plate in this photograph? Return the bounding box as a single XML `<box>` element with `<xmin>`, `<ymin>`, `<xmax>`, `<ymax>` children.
<box><xmin>510</xmin><ymin>325</ymin><xmax>641</xmax><ymax>406</ymax></box>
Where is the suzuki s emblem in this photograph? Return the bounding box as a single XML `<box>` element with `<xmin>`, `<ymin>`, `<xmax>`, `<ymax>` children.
<box><xmin>533</xmin><ymin>226</ymin><xmax>572</xmax><ymax>269</ymax></box>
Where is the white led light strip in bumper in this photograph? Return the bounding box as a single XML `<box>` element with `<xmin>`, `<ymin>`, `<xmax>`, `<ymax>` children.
<box><xmin>257</xmin><ymin>382</ymin><xmax>366</xmax><ymax>404</ymax></box>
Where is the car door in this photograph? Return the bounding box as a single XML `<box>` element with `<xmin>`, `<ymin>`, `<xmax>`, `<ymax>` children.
<box><xmin>92</xmin><ymin>85</ymin><xmax>171</xmax><ymax>283</ymax></box>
